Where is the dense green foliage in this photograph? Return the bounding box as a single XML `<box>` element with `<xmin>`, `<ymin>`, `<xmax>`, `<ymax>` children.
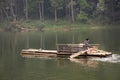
<box><xmin>0</xmin><ymin>0</ymin><xmax>120</xmax><ymax>24</ymax></box>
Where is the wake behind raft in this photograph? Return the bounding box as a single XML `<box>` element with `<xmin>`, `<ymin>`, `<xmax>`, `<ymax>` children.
<box><xmin>21</xmin><ymin>44</ymin><xmax>112</xmax><ymax>58</ymax></box>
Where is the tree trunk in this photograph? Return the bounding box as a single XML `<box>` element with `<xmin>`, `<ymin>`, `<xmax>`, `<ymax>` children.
<box><xmin>0</xmin><ymin>8</ymin><xmax>3</xmax><ymax>20</ymax></box>
<box><xmin>55</xmin><ymin>8</ymin><xmax>57</xmax><ymax>22</ymax></box>
<box><xmin>68</xmin><ymin>6</ymin><xmax>71</xmax><ymax>19</ymax></box>
<box><xmin>25</xmin><ymin>0</ymin><xmax>28</xmax><ymax>20</ymax></box>
<box><xmin>65</xmin><ymin>0</ymin><xmax>71</xmax><ymax>19</ymax></box>
<box><xmin>2</xmin><ymin>8</ymin><xmax>9</xmax><ymax>21</ymax></box>
<box><xmin>65</xmin><ymin>2</ymin><xmax>69</xmax><ymax>19</ymax></box>
<box><xmin>14</xmin><ymin>0</ymin><xmax>18</xmax><ymax>20</ymax></box>
<box><xmin>71</xmin><ymin>0</ymin><xmax>75</xmax><ymax>22</ymax></box>
<box><xmin>10</xmin><ymin>0</ymin><xmax>16</xmax><ymax>20</ymax></box>
<box><xmin>41</xmin><ymin>0</ymin><xmax>44</xmax><ymax>20</ymax></box>
<box><xmin>10</xmin><ymin>5</ymin><xmax>16</xmax><ymax>20</ymax></box>
<box><xmin>38</xmin><ymin>1</ymin><xmax>42</xmax><ymax>20</ymax></box>
<box><xmin>111</xmin><ymin>0</ymin><xmax>114</xmax><ymax>22</ymax></box>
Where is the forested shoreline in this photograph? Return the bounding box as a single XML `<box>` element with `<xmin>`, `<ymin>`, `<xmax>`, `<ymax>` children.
<box><xmin>0</xmin><ymin>0</ymin><xmax>120</xmax><ymax>31</ymax></box>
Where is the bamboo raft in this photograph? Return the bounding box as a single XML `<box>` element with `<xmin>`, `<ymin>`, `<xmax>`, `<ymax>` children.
<box><xmin>21</xmin><ymin>44</ymin><xmax>112</xmax><ymax>58</ymax></box>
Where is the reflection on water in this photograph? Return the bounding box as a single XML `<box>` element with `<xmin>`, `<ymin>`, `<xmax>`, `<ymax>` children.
<box><xmin>21</xmin><ymin>54</ymin><xmax>57</xmax><ymax>59</ymax></box>
<box><xmin>21</xmin><ymin>53</ymin><xmax>120</xmax><ymax>71</ymax></box>
<box><xmin>21</xmin><ymin>53</ymin><xmax>99</xmax><ymax>68</ymax></box>
<box><xmin>70</xmin><ymin>58</ymin><xmax>99</xmax><ymax>68</ymax></box>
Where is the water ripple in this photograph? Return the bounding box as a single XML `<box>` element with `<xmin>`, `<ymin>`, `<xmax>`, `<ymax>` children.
<box><xmin>91</xmin><ymin>54</ymin><xmax>120</xmax><ymax>63</ymax></box>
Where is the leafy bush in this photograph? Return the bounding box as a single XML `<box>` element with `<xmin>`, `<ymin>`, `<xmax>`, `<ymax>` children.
<box><xmin>77</xmin><ymin>11</ymin><xmax>88</xmax><ymax>23</ymax></box>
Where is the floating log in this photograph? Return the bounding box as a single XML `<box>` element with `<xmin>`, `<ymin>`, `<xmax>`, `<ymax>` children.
<box><xmin>70</xmin><ymin>50</ymin><xmax>112</xmax><ymax>58</ymax></box>
<box><xmin>70</xmin><ymin>50</ymin><xmax>87</xmax><ymax>58</ymax></box>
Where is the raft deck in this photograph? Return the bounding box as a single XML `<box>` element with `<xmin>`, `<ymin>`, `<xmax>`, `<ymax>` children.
<box><xmin>21</xmin><ymin>49</ymin><xmax>57</xmax><ymax>57</ymax></box>
<box><xmin>21</xmin><ymin>44</ymin><xmax>112</xmax><ymax>58</ymax></box>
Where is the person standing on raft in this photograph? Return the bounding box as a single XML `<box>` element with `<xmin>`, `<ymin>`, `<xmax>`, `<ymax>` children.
<box><xmin>83</xmin><ymin>38</ymin><xmax>92</xmax><ymax>49</ymax></box>
<box><xmin>83</xmin><ymin>38</ymin><xmax>98</xmax><ymax>53</ymax></box>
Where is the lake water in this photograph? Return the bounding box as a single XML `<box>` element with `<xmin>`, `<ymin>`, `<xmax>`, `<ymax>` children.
<box><xmin>0</xmin><ymin>27</ymin><xmax>120</xmax><ymax>80</ymax></box>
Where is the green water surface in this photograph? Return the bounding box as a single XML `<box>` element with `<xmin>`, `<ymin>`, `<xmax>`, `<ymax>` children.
<box><xmin>0</xmin><ymin>28</ymin><xmax>120</xmax><ymax>80</ymax></box>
